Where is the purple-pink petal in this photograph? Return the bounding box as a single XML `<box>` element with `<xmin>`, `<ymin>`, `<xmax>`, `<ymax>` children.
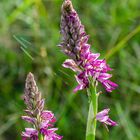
<box><xmin>21</xmin><ymin>128</ymin><xmax>38</xmax><ymax>140</ymax></box>
<box><xmin>21</xmin><ymin>116</ymin><xmax>36</xmax><ymax>124</ymax></box>
<box><xmin>73</xmin><ymin>84</ymin><xmax>85</xmax><ymax>93</ymax></box>
<box><xmin>62</xmin><ymin>59</ymin><xmax>81</xmax><ymax>72</ymax></box>
<box><xmin>105</xmin><ymin>118</ymin><xmax>118</xmax><ymax>126</ymax></box>
<box><xmin>87</xmin><ymin>53</ymin><xmax>100</xmax><ymax>62</ymax></box>
<box><xmin>96</xmin><ymin>109</ymin><xmax>117</xmax><ymax>127</ymax></box>
<box><xmin>73</xmin><ymin>73</ymin><xmax>89</xmax><ymax>92</ymax></box>
<box><xmin>102</xmin><ymin>80</ymin><xmax>118</xmax><ymax>92</ymax></box>
<box><xmin>41</xmin><ymin>110</ymin><xmax>54</xmax><ymax>120</ymax></box>
<box><xmin>44</xmin><ymin>128</ymin><xmax>63</xmax><ymax>140</ymax></box>
<box><xmin>96</xmin><ymin>108</ymin><xmax>110</xmax><ymax>119</ymax></box>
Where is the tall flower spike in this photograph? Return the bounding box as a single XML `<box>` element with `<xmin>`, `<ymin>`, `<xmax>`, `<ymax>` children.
<box><xmin>22</xmin><ymin>72</ymin><xmax>62</xmax><ymax>140</ymax></box>
<box><xmin>59</xmin><ymin>0</ymin><xmax>118</xmax><ymax>92</ymax></box>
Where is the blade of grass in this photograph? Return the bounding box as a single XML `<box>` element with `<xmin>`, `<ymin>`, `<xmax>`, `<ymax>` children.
<box><xmin>0</xmin><ymin>114</ymin><xmax>19</xmax><ymax>135</ymax></box>
<box><xmin>105</xmin><ymin>25</ymin><xmax>140</xmax><ymax>60</ymax></box>
<box><xmin>35</xmin><ymin>0</ymin><xmax>48</xmax><ymax>18</ymax></box>
<box><xmin>7</xmin><ymin>0</ymin><xmax>35</xmax><ymax>24</ymax></box>
<box><xmin>14</xmin><ymin>36</ymin><xmax>39</xmax><ymax>55</ymax></box>
<box><xmin>115</xmin><ymin>102</ymin><xmax>134</xmax><ymax>140</ymax></box>
<box><xmin>13</xmin><ymin>35</ymin><xmax>34</xmax><ymax>60</ymax></box>
<box><xmin>13</xmin><ymin>35</ymin><xmax>28</xmax><ymax>49</ymax></box>
<box><xmin>20</xmin><ymin>47</ymin><xmax>34</xmax><ymax>60</ymax></box>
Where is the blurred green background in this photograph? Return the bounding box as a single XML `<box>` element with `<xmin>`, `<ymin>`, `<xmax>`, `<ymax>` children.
<box><xmin>0</xmin><ymin>0</ymin><xmax>140</xmax><ymax>140</ymax></box>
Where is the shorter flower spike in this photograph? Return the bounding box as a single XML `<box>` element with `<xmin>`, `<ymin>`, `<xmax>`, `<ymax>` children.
<box><xmin>96</xmin><ymin>108</ymin><xmax>118</xmax><ymax>128</ymax></box>
<box><xmin>22</xmin><ymin>72</ymin><xmax>63</xmax><ymax>140</ymax></box>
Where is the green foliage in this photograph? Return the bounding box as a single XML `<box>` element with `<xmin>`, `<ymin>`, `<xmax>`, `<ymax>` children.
<box><xmin>0</xmin><ymin>0</ymin><xmax>140</xmax><ymax>139</ymax></box>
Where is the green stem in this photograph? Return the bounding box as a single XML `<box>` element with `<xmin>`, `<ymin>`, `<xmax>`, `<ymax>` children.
<box><xmin>39</xmin><ymin>133</ymin><xmax>44</xmax><ymax>140</ymax></box>
<box><xmin>37</xmin><ymin>115</ymin><xmax>44</xmax><ymax>140</ymax></box>
<box><xmin>86</xmin><ymin>86</ymin><xmax>98</xmax><ymax>140</ymax></box>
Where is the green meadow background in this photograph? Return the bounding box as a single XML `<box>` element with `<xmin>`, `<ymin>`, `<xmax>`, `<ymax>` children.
<box><xmin>0</xmin><ymin>0</ymin><xmax>140</xmax><ymax>139</ymax></box>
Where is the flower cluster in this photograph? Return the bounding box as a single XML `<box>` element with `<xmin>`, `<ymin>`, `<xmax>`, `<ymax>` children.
<box><xmin>59</xmin><ymin>0</ymin><xmax>118</xmax><ymax>128</ymax></box>
<box><xmin>59</xmin><ymin>0</ymin><xmax>118</xmax><ymax>92</ymax></box>
<box><xmin>22</xmin><ymin>72</ymin><xmax>62</xmax><ymax>140</ymax></box>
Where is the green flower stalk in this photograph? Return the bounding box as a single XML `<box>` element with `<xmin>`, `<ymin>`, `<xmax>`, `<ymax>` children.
<box><xmin>86</xmin><ymin>82</ymin><xmax>98</xmax><ymax>140</ymax></box>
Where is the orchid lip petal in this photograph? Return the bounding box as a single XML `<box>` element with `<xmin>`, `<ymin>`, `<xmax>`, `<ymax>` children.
<box><xmin>62</xmin><ymin>59</ymin><xmax>81</xmax><ymax>72</ymax></box>
<box><xmin>96</xmin><ymin>109</ymin><xmax>117</xmax><ymax>127</ymax></box>
<box><xmin>21</xmin><ymin>116</ymin><xmax>36</xmax><ymax>124</ymax></box>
